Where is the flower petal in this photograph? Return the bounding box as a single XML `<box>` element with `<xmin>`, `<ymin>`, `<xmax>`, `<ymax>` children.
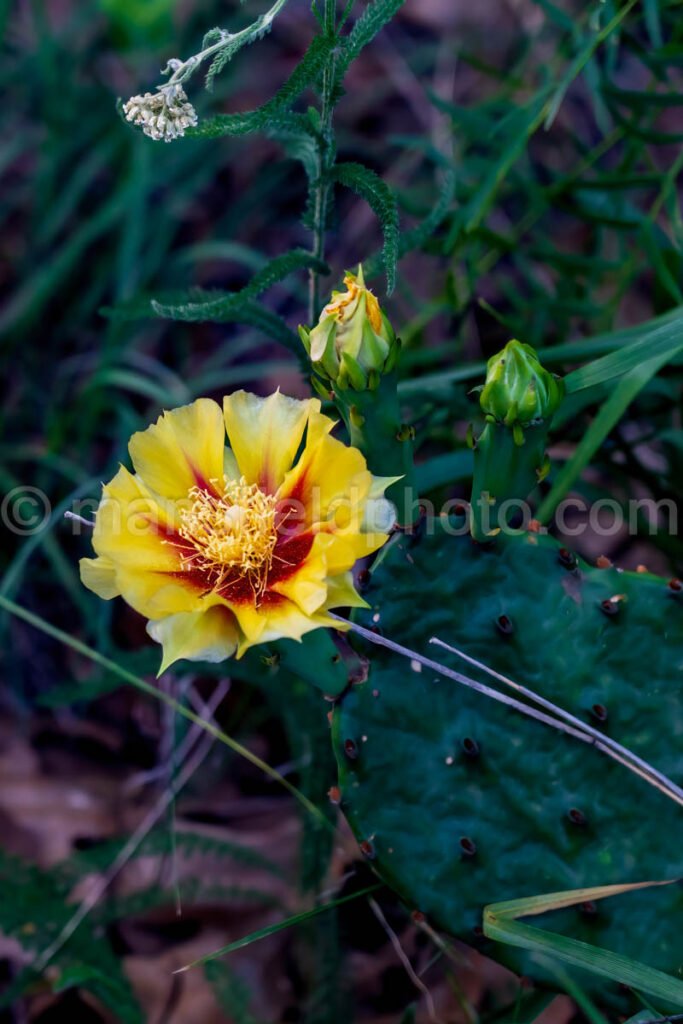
<box><xmin>278</xmin><ymin>410</ymin><xmax>371</xmax><ymax>527</ymax></box>
<box><xmin>91</xmin><ymin>467</ymin><xmax>180</xmax><ymax>572</ymax></box>
<box><xmin>80</xmin><ymin>556</ymin><xmax>120</xmax><ymax>600</ymax></box>
<box><xmin>323</xmin><ymin>572</ymin><xmax>369</xmax><ymax>611</ymax></box>
<box><xmin>147</xmin><ymin>605</ymin><xmax>239</xmax><ymax>674</ymax></box>
<box><xmin>322</xmin><ymin>529</ymin><xmax>388</xmax><ymax>575</ymax></box>
<box><xmin>237</xmin><ymin>598</ymin><xmax>336</xmax><ymax>656</ymax></box>
<box><xmin>223</xmin><ymin>390</ymin><xmax>319</xmax><ymax>492</ymax></box>
<box><xmin>269</xmin><ymin>534</ymin><xmax>330</xmax><ymax>614</ymax></box>
<box><xmin>228</xmin><ymin>601</ymin><xmax>268</xmax><ymax>647</ymax></box>
<box><xmin>128</xmin><ymin>398</ymin><xmax>226</xmax><ymax>499</ymax></box>
<box><xmin>90</xmin><ymin>466</ymin><xmax>198</xmax><ymax>619</ymax></box>
<box><xmin>114</xmin><ymin>570</ymin><xmax>201</xmax><ymax>620</ymax></box>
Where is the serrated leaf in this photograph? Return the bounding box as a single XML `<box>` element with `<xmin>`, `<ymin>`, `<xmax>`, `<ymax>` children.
<box><xmin>203</xmin><ymin>0</ymin><xmax>292</xmax><ymax>91</ymax></box>
<box><xmin>334</xmin><ymin>0</ymin><xmax>407</xmax><ymax>90</ymax></box>
<box><xmin>400</xmin><ymin>165</ymin><xmax>455</xmax><ymax>251</ymax></box>
<box><xmin>65</xmin><ymin>827</ymin><xmax>283</xmax><ymax>880</ymax></box>
<box><xmin>266</xmin><ymin>113</ymin><xmax>321</xmax><ymax>181</ymax></box>
<box><xmin>331</xmin><ymin>162</ymin><xmax>398</xmax><ymax>293</ymax></box>
<box><xmin>362</xmin><ymin>165</ymin><xmax>455</xmax><ymax>282</ymax></box>
<box><xmin>188</xmin><ymin>34</ymin><xmax>335</xmax><ymax>139</ymax></box>
<box><xmin>201</xmin><ymin>26</ymin><xmax>226</xmax><ymax>49</ymax></box>
<box><xmin>150</xmin><ymin>249</ymin><xmax>327</xmax><ymax>333</ymax></box>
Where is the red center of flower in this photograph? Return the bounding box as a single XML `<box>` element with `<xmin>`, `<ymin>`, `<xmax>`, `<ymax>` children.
<box><xmin>166</xmin><ymin>477</ymin><xmax>312</xmax><ymax>605</ymax></box>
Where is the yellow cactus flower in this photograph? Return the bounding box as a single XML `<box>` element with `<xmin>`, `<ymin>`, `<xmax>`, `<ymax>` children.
<box><xmin>80</xmin><ymin>391</ymin><xmax>392</xmax><ymax>672</ymax></box>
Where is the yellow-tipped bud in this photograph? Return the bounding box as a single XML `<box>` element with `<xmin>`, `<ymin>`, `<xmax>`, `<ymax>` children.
<box><xmin>300</xmin><ymin>265</ymin><xmax>398</xmax><ymax>390</ymax></box>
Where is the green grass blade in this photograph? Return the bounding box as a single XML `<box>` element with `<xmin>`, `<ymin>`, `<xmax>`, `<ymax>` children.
<box><xmin>538</xmin><ymin>353</ymin><xmax>673</xmax><ymax>522</ymax></box>
<box><xmin>0</xmin><ymin>595</ymin><xmax>329</xmax><ymax>828</ymax></box>
<box><xmin>462</xmin><ymin>91</ymin><xmax>550</xmax><ymax>235</ymax></box>
<box><xmin>398</xmin><ymin>304</ymin><xmax>683</xmax><ymax>396</ymax></box>
<box><xmin>563</xmin><ymin>311</ymin><xmax>683</xmax><ymax>393</ymax></box>
<box><xmin>484</xmin><ymin>880</ymin><xmax>683</xmax><ymax>1009</ymax></box>
<box><xmin>175</xmin><ymin>883</ymin><xmax>382</xmax><ymax>972</ymax></box>
<box><xmin>537</xmin><ymin>961</ymin><xmax>611</xmax><ymax>1024</ymax></box>
<box><xmin>543</xmin><ymin>0</ymin><xmax>639</xmax><ymax>130</ymax></box>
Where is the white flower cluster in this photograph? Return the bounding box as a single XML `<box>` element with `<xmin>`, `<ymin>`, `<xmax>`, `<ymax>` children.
<box><xmin>123</xmin><ymin>85</ymin><xmax>198</xmax><ymax>143</ymax></box>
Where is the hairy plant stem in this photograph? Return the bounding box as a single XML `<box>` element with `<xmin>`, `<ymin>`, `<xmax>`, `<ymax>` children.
<box><xmin>163</xmin><ymin>0</ymin><xmax>291</xmax><ymax>88</ymax></box>
<box><xmin>308</xmin><ymin>0</ymin><xmax>338</xmax><ymax>323</ymax></box>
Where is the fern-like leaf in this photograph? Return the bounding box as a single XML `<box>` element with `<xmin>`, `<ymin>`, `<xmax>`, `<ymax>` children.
<box><xmin>205</xmin><ymin>961</ymin><xmax>267</xmax><ymax>1024</ymax></box>
<box><xmin>188</xmin><ymin>35</ymin><xmax>335</xmax><ymax>139</ymax></box>
<box><xmin>150</xmin><ymin>249</ymin><xmax>327</xmax><ymax>333</ymax></box>
<box><xmin>331</xmin><ymin>161</ymin><xmax>399</xmax><ymax>293</ymax></box>
<box><xmin>66</xmin><ymin>827</ymin><xmax>284</xmax><ymax>880</ymax></box>
<box><xmin>333</xmin><ymin>0</ymin><xmax>407</xmax><ymax>92</ymax></box>
<box><xmin>362</xmin><ymin>164</ymin><xmax>455</xmax><ymax>280</ymax></box>
<box><xmin>267</xmin><ymin>113</ymin><xmax>322</xmax><ymax>182</ymax></box>
<box><xmin>0</xmin><ymin>847</ymin><xmax>143</xmax><ymax>1023</ymax></box>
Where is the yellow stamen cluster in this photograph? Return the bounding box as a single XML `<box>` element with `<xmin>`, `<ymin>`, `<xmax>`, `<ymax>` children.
<box><xmin>178</xmin><ymin>477</ymin><xmax>278</xmax><ymax>598</ymax></box>
<box><xmin>324</xmin><ymin>274</ymin><xmax>383</xmax><ymax>334</ymax></box>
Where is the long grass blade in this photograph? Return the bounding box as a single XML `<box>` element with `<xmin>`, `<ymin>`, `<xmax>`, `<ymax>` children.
<box><xmin>174</xmin><ymin>882</ymin><xmax>382</xmax><ymax>972</ymax></box>
<box><xmin>538</xmin><ymin>354</ymin><xmax>674</xmax><ymax>522</ymax></box>
<box><xmin>0</xmin><ymin>596</ymin><xmax>329</xmax><ymax>828</ymax></box>
<box><xmin>484</xmin><ymin>881</ymin><xmax>683</xmax><ymax>1007</ymax></box>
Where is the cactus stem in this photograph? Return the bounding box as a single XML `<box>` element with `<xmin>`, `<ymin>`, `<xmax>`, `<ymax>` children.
<box><xmin>427</xmin><ymin>635</ymin><xmax>683</xmax><ymax>809</ymax></box>
<box><xmin>332</xmin><ymin>615</ymin><xmax>683</xmax><ymax>807</ymax></box>
<box><xmin>335</xmin><ymin>373</ymin><xmax>417</xmax><ymax>525</ymax></box>
<box><xmin>357</xmin><ymin>568</ymin><xmax>372</xmax><ymax>591</ymax></box>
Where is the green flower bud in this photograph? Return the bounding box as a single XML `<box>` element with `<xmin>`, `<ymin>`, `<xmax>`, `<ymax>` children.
<box><xmin>300</xmin><ymin>265</ymin><xmax>397</xmax><ymax>390</ymax></box>
<box><xmin>479</xmin><ymin>340</ymin><xmax>564</xmax><ymax>431</ymax></box>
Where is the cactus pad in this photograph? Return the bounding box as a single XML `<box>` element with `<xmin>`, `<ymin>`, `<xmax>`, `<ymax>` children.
<box><xmin>331</xmin><ymin>522</ymin><xmax>683</xmax><ymax>984</ymax></box>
